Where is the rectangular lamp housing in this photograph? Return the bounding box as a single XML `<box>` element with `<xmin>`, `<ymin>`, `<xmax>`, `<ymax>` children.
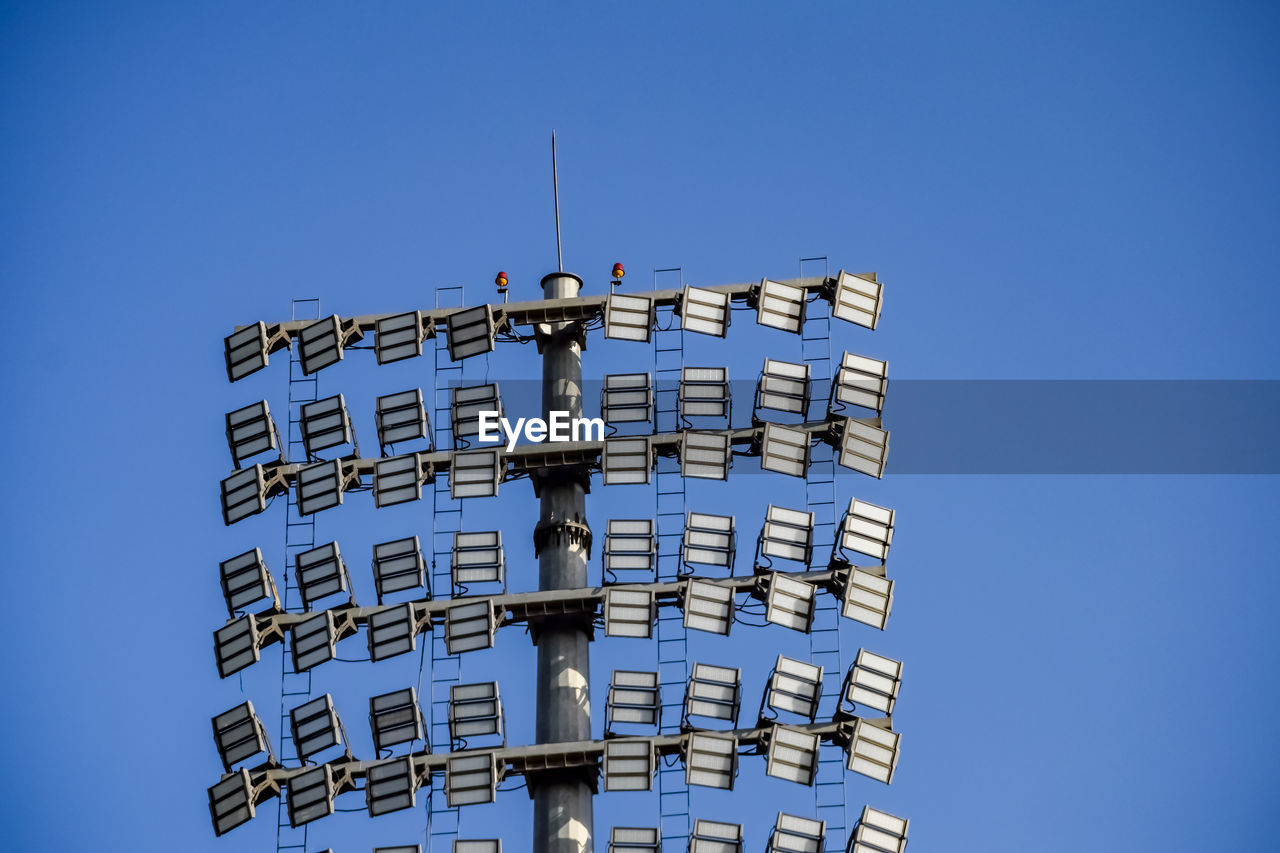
<box><xmin>607</xmin><ymin>670</ymin><xmax>660</xmax><ymax>730</ymax></box>
<box><xmin>602</xmin><ymin>373</ymin><xmax>653</xmax><ymax>424</ymax></box>
<box><xmin>756</xmin><ymin>278</ymin><xmax>806</xmax><ymax>333</ymax></box>
<box><xmin>756</xmin><ymin>358</ymin><xmax>810</xmax><ymax>416</ymax></box>
<box><xmin>604</xmin><ymin>293</ymin><xmax>654</xmax><ymax>342</ymax></box>
<box><xmin>375</xmin><ymin>311</ymin><xmax>424</xmax><ymax>364</ymax></box>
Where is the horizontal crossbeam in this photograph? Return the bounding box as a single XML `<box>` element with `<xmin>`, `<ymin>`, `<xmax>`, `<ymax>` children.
<box><xmin>233</xmin><ymin>276</ymin><xmax>839</xmax><ymax>336</ymax></box>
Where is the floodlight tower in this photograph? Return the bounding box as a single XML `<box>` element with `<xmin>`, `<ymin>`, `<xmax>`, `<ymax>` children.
<box><xmin>211</xmin><ymin>263</ymin><xmax>900</xmax><ymax>853</ymax></box>
<box><xmin>210</xmin><ymin>143</ymin><xmax>908</xmax><ymax>853</ymax></box>
<box><xmin>532</xmin><ymin>270</ymin><xmax>594</xmax><ymax>853</ymax></box>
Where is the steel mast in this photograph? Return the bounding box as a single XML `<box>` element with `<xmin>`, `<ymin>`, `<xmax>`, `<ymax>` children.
<box><xmin>531</xmin><ymin>270</ymin><xmax>594</xmax><ymax>852</ymax></box>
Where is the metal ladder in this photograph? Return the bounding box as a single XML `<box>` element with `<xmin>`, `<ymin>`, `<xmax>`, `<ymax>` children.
<box><xmin>652</xmin><ymin>269</ymin><xmax>690</xmax><ymax>852</ymax></box>
<box><xmin>799</xmin><ymin>258</ymin><xmax>847</xmax><ymax>849</ymax></box>
<box><xmin>427</xmin><ymin>286</ymin><xmax>466</xmax><ymax>851</ymax></box>
<box><xmin>277</xmin><ymin>298</ymin><xmax>321</xmax><ymax>853</ymax></box>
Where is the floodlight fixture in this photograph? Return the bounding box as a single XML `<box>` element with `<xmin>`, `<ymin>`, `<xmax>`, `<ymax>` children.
<box><xmin>372</xmin><ymin>536</ymin><xmax>427</xmax><ymax>602</ymax></box>
<box><xmin>765</xmin><ymin>573</ymin><xmax>817</xmax><ymax>634</ymax></box>
<box><xmin>850</xmin><ymin>806</ymin><xmax>909</xmax><ymax>853</ymax></box>
<box><xmin>601</xmin><ymin>373</ymin><xmax>653</xmax><ymax>425</ymax></box>
<box><xmin>375</xmin><ymin>311</ymin><xmax>425</xmax><ymax>364</ymax></box>
<box><xmin>767</xmin><ymin>813</ymin><xmax>826</xmax><ymax>853</ymax></box>
<box><xmin>226</xmin><ymin>400</ymin><xmax>283</xmax><ymax>467</ymax></box>
<box><xmin>679</xmin><ymin>285</ymin><xmax>730</xmax><ymax>337</ymax></box>
<box><xmin>764</xmin><ymin>655</ymin><xmax>824</xmax><ymax>722</ymax></box>
<box><xmin>219</xmin><ymin>548</ymin><xmax>279</xmax><ymax>617</ymax></box>
<box><xmin>765</xmin><ymin>725</ymin><xmax>820</xmax><ymax>786</ymax></box>
<box><xmin>446</xmin><ymin>304</ymin><xmax>497</xmax><ymax>362</ymax></box>
<box><xmin>837</xmin><ymin>498</ymin><xmax>895</xmax><ymax>562</ymax></box>
<box><xmin>214</xmin><ymin>615</ymin><xmax>260</xmax><ymax>679</ymax></box>
<box><xmin>832</xmin><ymin>352</ymin><xmax>888</xmax><ymax>415</ymax></box>
<box><xmin>211</xmin><ymin>700</ymin><xmax>272</xmax><ymax>772</ymax></box>
<box><xmin>846</xmin><ymin>719</ymin><xmax>900</xmax><ymax>784</ymax></box>
<box><xmin>689</xmin><ymin>819</ymin><xmax>743</xmax><ymax>853</ymax></box>
<box><xmin>224</xmin><ymin>321</ymin><xmax>285</xmax><ymax>382</ymax></box>
<box><xmin>374</xmin><ymin>454</ymin><xmax>429</xmax><ymax>507</ymax></box>
<box><xmin>220</xmin><ymin>464</ymin><xmax>285</xmax><ymax>526</ymax></box>
<box><xmin>684</xmin><ymin>662</ymin><xmax>741</xmax><ymax>725</ymax></box>
<box><xmin>366</xmin><ymin>756</ymin><xmax>418</xmax><ymax>816</ymax></box>
<box><xmin>445</xmin><ymin>600</ymin><xmax>496</xmax><ymax>654</ymax></box>
<box><xmin>299</xmin><ymin>394</ymin><xmax>354</xmax><ymax>457</ymax></box>
<box><xmin>831</xmin><ymin>271</ymin><xmax>882</xmax><ymax>330</ymax></box>
<box><xmin>291</xmin><ymin>611</ymin><xmax>336</xmax><ymax>673</ymax></box>
<box><xmin>609</xmin><ymin>827</ymin><xmax>660</xmax><ymax>852</ymax></box>
<box><xmin>683</xmin><ymin>579</ymin><xmax>734</xmax><ymax>636</ymax></box>
<box><xmin>837</xmin><ymin>419</ymin><xmax>889</xmax><ymax>479</ymax></box>
<box><xmin>604</xmin><ymin>292</ymin><xmax>654</xmax><ymax>342</ymax></box>
<box><xmin>604</xmin><ymin>588</ymin><xmax>655</xmax><ymax>638</ymax></box>
<box><xmin>451</xmin><ymin>383</ymin><xmax>502</xmax><ymax>447</ymax></box>
<box><xmin>756</xmin><ymin>278</ymin><xmax>806</xmax><ymax>333</ymax></box>
<box><xmin>842</xmin><ymin>567</ymin><xmax>894</xmax><ymax>631</ymax></box>
<box><xmin>294</xmin><ymin>542</ymin><xmax>350</xmax><ymax>609</ymax></box>
<box><xmin>606</xmin><ymin>670</ymin><xmax>661</xmax><ymax>731</ymax></box>
<box><xmin>299</xmin><ymin>314</ymin><xmax>360</xmax><ymax>376</ymax></box>
<box><xmin>681</xmin><ymin>431</ymin><xmax>731</xmax><ymax>480</ymax></box>
<box><xmin>452</xmin><ymin>531</ymin><xmax>505</xmax><ymax>588</ymax></box>
<box><xmin>376</xmin><ymin>389</ymin><xmax>431</xmax><ymax>450</ymax></box>
<box><xmin>208</xmin><ymin>768</ymin><xmax>256</xmax><ymax>836</ymax></box>
<box><xmin>290</xmin><ymin>693</ymin><xmax>345</xmax><ymax>761</ymax></box>
<box><xmin>450</xmin><ymin>449</ymin><xmax>502</xmax><ymax>499</ymax></box>
<box><xmin>446</xmin><ymin>752</ymin><xmax>498</xmax><ymax>807</ymax></box>
<box><xmin>286</xmin><ymin>764</ymin><xmax>334</xmax><ymax>827</ymax></box>
<box><xmin>455</xmin><ymin>842</ymin><xmax>501</xmax><ymax>853</ymax></box>
<box><xmin>679</xmin><ymin>367</ymin><xmax>730</xmax><ymax>420</ymax></box>
<box><xmin>603</xmin><ymin>437</ymin><xmax>652</xmax><ymax>485</ymax></box>
<box><xmin>603</xmin><ymin>519</ymin><xmax>656</xmax><ymax>581</ymax></box>
<box><xmin>755</xmin><ymin>359</ymin><xmax>811</xmax><ymax>418</ymax></box>
<box><xmin>603</xmin><ymin>739</ymin><xmax>655</xmax><ymax>792</ymax></box>
<box><xmin>845</xmin><ymin>650</ymin><xmax>903</xmax><ymax>716</ymax></box>
<box><xmin>295</xmin><ymin>458</ymin><xmax>353</xmax><ymax>516</ymax></box>
<box><xmin>369</xmin><ymin>687</ymin><xmax>424</xmax><ymax>752</ymax></box>
<box><xmin>449</xmin><ymin>682</ymin><xmax>504</xmax><ymax>744</ymax></box>
<box><xmin>368</xmin><ymin>602</ymin><xmax>419</xmax><ymax>662</ymax></box>
<box><xmin>758</xmin><ymin>505</ymin><xmax>815</xmax><ymax>566</ymax></box>
<box><xmin>760</xmin><ymin>422</ymin><xmax>810</xmax><ymax>478</ymax></box>
<box><xmin>683</xmin><ymin>512</ymin><xmax>736</xmax><ymax>571</ymax></box>
<box><xmin>684</xmin><ymin>732</ymin><xmax>738</xmax><ymax>790</ymax></box>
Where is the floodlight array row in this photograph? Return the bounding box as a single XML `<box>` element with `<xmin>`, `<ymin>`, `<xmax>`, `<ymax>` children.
<box><xmin>218</xmin><ymin>415</ymin><xmax>888</xmax><ymax>525</ymax></box>
<box><xmin>219</xmin><ymin>496</ymin><xmax>893</xmax><ymax>620</ymax></box>
<box><xmin>224</xmin><ymin>273</ymin><xmax>882</xmax><ymax>382</ymax></box>
<box><xmin>225</xmin><ymin>350</ymin><xmax>886</xmax><ymax>474</ymax></box>
<box><xmin>214</xmin><ymin>647</ymin><xmax>903</xmax><ymax>785</ymax></box>
<box><xmin>305</xmin><ymin>807</ymin><xmax>907</xmax><ymax>853</ymax></box>
<box><xmin>209</xmin><ymin>712</ymin><xmax>899</xmax><ymax>837</ymax></box>
<box><xmin>214</xmin><ymin>556</ymin><xmax>898</xmax><ymax>680</ymax></box>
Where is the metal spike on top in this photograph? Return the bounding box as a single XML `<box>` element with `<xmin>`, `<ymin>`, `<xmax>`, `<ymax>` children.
<box><xmin>552</xmin><ymin>130</ymin><xmax>563</xmax><ymax>273</ymax></box>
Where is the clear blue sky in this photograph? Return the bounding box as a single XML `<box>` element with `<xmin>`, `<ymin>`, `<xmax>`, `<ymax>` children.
<box><xmin>2</xmin><ymin>1</ymin><xmax>1277</xmax><ymax>852</ymax></box>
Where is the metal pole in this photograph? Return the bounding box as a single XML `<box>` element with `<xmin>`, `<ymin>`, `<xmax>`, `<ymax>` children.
<box><xmin>533</xmin><ymin>270</ymin><xmax>593</xmax><ymax>853</ymax></box>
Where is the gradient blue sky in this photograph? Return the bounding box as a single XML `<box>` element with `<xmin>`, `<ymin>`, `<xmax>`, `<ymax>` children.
<box><xmin>2</xmin><ymin>2</ymin><xmax>1278</xmax><ymax>852</ymax></box>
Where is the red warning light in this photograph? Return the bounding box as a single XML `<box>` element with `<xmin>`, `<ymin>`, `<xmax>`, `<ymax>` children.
<box><xmin>495</xmin><ymin>271</ymin><xmax>508</xmax><ymax>289</ymax></box>
<box><xmin>611</xmin><ymin>263</ymin><xmax>625</xmax><ymax>280</ymax></box>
